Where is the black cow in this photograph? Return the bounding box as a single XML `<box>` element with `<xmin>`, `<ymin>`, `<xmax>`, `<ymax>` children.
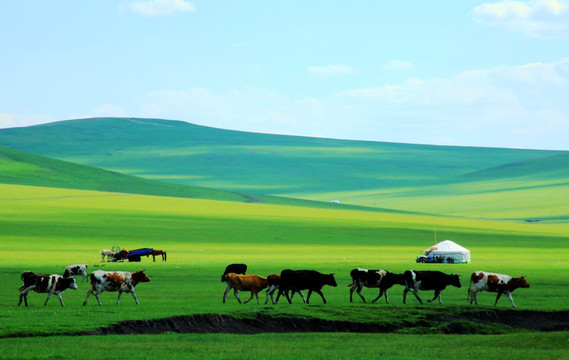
<box><xmin>221</xmin><ymin>263</ymin><xmax>247</xmax><ymax>282</ymax></box>
<box><xmin>18</xmin><ymin>272</ymin><xmax>78</xmax><ymax>307</ymax></box>
<box><xmin>276</xmin><ymin>269</ymin><xmax>337</xmax><ymax>304</ymax></box>
<box><xmin>403</xmin><ymin>270</ymin><xmax>461</xmax><ymax>304</ymax></box>
<box><xmin>348</xmin><ymin>268</ymin><xmax>406</xmax><ymax>303</ymax></box>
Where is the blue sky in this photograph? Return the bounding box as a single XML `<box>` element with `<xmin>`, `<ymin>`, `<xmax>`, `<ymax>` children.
<box><xmin>1</xmin><ymin>1</ymin><xmax>568</xmax><ymax>150</ymax></box>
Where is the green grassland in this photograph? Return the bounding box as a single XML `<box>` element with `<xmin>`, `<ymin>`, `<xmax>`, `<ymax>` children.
<box><xmin>1</xmin><ymin>118</ymin><xmax>569</xmax><ymax>359</ymax></box>
<box><xmin>1</xmin><ymin>184</ymin><xmax>568</xmax><ymax>359</ymax></box>
<box><xmin>2</xmin><ymin>118</ymin><xmax>569</xmax><ymax>219</ymax></box>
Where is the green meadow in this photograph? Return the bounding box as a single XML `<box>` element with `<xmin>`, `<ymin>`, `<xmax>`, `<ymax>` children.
<box><xmin>1</xmin><ymin>184</ymin><xmax>568</xmax><ymax>359</ymax></box>
<box><xmin>1</xmin><ymin>118</ymin><xmax>569</xmax><ymax>359</ymax></box>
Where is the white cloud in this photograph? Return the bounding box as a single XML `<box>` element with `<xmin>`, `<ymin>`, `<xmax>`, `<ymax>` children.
<box><xmin>0</xmin><ymin>113</ymin><xmax>54</xmax><ymax>129</ymax></box>
<box><xmin>471</xmin><ymin>0</ymin><xmax>569</xmax><ymax>37</ymax></box>
<box><xmin>132</xmin><ymin>59</ymin><xmax>569</xmax><ymax>150</ymax></box>
<box><xmin>384</xmin><ymin>60</ymin><xmax>414</xmax><ymax>71</ymax></box>
<box><xmin>138</xmin><ymin>88</ymin><xmax>352</xmax><ymax>138</ymax></box>
<box><xmin>126</xmin><ymin>0</ymin><xmax>195</xmax><ymax>17</ymax></box>
<box><xmin>308</xmin><ymin>65</ymin><xmax>357</xmax><ymax>76</ymax></box>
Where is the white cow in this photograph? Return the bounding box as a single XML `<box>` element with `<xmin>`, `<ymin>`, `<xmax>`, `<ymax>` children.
<box><xmin>468</xmin><ymin>271</ymin><xmax>530</xmax><ymax>308</ymax></box>
<box><xmin>83</xmin><ymin>270</ymin><xmax>151</xmax><ymax>306</ymax></box>
<box><xmin>100</xmin><ymin>249</ymin><xmax>115</xmax><ymax>262</ymax></box>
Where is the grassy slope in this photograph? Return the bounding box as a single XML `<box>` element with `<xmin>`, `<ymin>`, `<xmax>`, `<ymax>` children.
<box><xmin>0</xmin><ymin>145</ymin><xmax>249</xmax><ymax>202</ymax></box>
<box><xmin>1</xmin><ymin>117</ymin><xmax>568</xmax><ymax>219</ymax></box>
<box><xmin>0</xmin><ymin>118</ymin><xmax>563</xmax><ymax>186</ymax></box>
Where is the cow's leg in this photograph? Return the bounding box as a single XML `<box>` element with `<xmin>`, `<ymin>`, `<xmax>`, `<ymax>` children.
<box><xmin>403</xmin><ymin>287</ymin><xmax>409</xmax><ymax>304</ymax></box>
<box><xmin>222</xmin><ymin>283</ymin><xmax>232</xmax><ymax>303</ymax></box>
<box><xmin>412</xmin><ymin>287</ymin><xmax>423</xmax><ymax>304</ymax></box>
<box><xmin>243</xmin><ymin>290</ymin><xmax>256</xmax><ymax>304</ymax></box>
<box><xmin>384</xmin><ymin>289</ymin><xmax>390</xmax><ymax>304</ymax></box>
<box><xmin>265</xmin><ymin>286</ymin><xmax>273</xmax><ymax>304</ymax></box>
<box><xmin>18</xmin><ymin>292</ymin><xmax>28</xmax><ymax>307</ymax></box>
<box><xmin>355</xmin><ymin>285</ymin><xmax>366</xmax><ymax>303</ymax></box>
<box><xmin>152</xmin><ymin>254</ymin><xmax>156</xmax><ymax>262</ymax></box>
<box><xmin>349</xmin><ymin>284</ymin><xmax>355</xmax><ymax>302</ymax></box>
<box><xmin>44</xmin><ymin>289</ymin><xmax>57</xmax><ymax>306</ymax></box>
<box><xmin>95</xmin><ymin>288</ymin><xmax>103</xmax><ymax>306</ymax></box>
<box><xmin>297</xmin><ymin>290</ymin><xmax>306</xmax><ymax>303</ymax></box>
<box><xmin>505</xmin><ymin>291</ymin><xmax>516</xmax><ymax>308</ymax></box>
<box><xmin>83</xmin><ymin>288</ymin><xmax>92</xmax><ymax>306</ymax></box>
<box><xmin>18</xmin><ymin>287</ymin><xmax>32</xmax><ymax>306</ymax></box>
<box><xmin>427</xmin><ymin>290</ymin><xmax>442</xmax><ymax>304</ymax></box>
<box><xmin>130</xmin><ymin>290</ymin><xmax>140</xmax><ymax>305</ymax></box>
<box><xmin>494</xmin><ymin>291</ymin><xmax>503</xmax><ymax>306</ymax></box>
<box><xmin>469</xmin><ymin>289</ymin><xmax>479</xmax><ymax>305</ymax></box>
<box><xmin>313</xmin><ymin>289</ymin><xmax>327</xmax><ymax>304</ymax></box>
<box><xmin>233</xmin><ymin>288</ymin><xmax>243</xmax><ymax>304</ymax></box>
<box><xmin>372</xmin><ymin>288</ymin><xmax>385</xmax><ymax>303</ymax></box>
<box><xmin>283</xmin><ymin>289</ymin><xmax>294</xmax><ymax>304</ymax></box>
<box><xmin>56</xmin><ymin>292</ymin><xmax>65</xmax><ymax>306</ymax></box>
<box><xmin>306</xmin><ymin>289</ymin><xmax>314</xmax><ymax>304</ymax></box>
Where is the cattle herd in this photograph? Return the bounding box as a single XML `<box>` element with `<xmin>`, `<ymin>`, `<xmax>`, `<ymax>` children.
<box><xmin>17</xmin><ymin>261</ymin><xmax>530</xmax><ymax>308</ymax></box>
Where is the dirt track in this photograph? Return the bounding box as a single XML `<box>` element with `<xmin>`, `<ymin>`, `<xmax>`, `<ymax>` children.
<box><xmin>87</xmin><ymin>310</ymin><xmax>569</xmax><ymax>336</ymax></box>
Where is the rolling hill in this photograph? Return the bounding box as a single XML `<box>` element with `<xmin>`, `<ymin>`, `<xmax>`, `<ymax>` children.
<box><xmin>1</xmin><ymin>117</ymin><xmax>568</xmax><ymax>219</ymax></box>
<box><xmin>0</xmin><ymin>145</ymin><xmax>249</xmax><ymax>202</ymax></box>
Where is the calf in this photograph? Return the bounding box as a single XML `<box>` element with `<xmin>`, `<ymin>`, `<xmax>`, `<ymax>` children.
<box><xmin>18</xmin><ymin>272</ymin><xmax>78</xmax><ymax>307</ymax></box>
<box><xmin>265</xmin><ymin>274</ymin><xmax>305</xmax><ymax>304</ymax></box>
<box><xmin>276</xmin><ymin>269</ymin><xmax>337</xmax><ymax>304</ymax></box>
<box><xmin>468</xmin><ymin>271</ymin><xmax>530</xmax><ymax>308</ymax></box>
<box><xmin>221</xmin><ymin>263</ymin><xmax>247</xmax><ymax>282</ymax></box>
<box><xmin>63</xmin><ymin>264</ymin><xmax>88</xmax><ymax>281</ymax></box>
<box><xmin>83</xmin><ymin>270</ymin><xmax>151</xmax><ymax>306</ymax></box>
<box><xmin>403</xmin><ymin>270</ymin><xmax>461</xmax><ymax>304</ymax></box>
<box><xmin>348</xmin><ymin>268</ymin><xmax>406</xmax><ymax>303</ymax></box>
<box><xmin>223</xmin><ymin>273</ymin><xmax>268</xmax><ymax>304</ymax></box>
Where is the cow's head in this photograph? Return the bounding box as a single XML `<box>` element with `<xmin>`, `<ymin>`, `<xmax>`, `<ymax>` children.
<box><xmin>63</xmin><ymin>277</ymin><xmax>78</xmax><ymax>290</ymax></box>
<box><xmin>516</xmin><ymin>275</ymin><xmax>530</xmax><ymax>289</ymax></box>
<box><xmin>327</xmin><ymin>274</ymin><xmax>338</xmax><ymax>287</ymax></box>
<box><xmin>132</xmin><ymin>270</ymin><xmax>151</xmax><ymax>284</ymax></box>
<box><xmin>450</xmin><ymin>274</ymin><xmax>462</xmax><ymax>288</ymax></box>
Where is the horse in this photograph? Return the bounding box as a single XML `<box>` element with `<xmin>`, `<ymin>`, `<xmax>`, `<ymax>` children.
<box><xmin>148</xmin><ymin>249</ymin><xmax>167</xmax><ymax>262</ymax></box>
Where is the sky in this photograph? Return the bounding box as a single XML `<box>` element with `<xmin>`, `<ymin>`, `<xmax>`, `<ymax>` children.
<box><xmin>1</xmin><ymin>0</ymin><xmax>569</xmax><ymax>150</ymax></box>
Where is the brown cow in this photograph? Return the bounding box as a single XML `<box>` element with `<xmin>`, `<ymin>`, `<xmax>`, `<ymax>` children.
<box><xmin>223</xmin><ymin>273</ymin><xmax>267</xmax><ymax>304</ymax></box>
<box><xmin>468</xmin><ymin>271</ymin><xmax>530</xmax><ymax>308</ymax></box>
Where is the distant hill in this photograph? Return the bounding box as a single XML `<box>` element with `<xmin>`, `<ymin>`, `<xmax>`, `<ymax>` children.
<box><xmin>0</xmin><ymin>145</ymin><xmax>249</xmax><ymax>202</ymax></box>
<box><xmin>1</xmin><ymin>117</ymin><xmax>568</xmax><ymax>219</ymax></box>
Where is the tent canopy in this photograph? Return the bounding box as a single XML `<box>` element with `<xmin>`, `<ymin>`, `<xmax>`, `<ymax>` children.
<box><xmin>421</xmin><ymin>240</ymin><xmax>470</xmax><ymax>263</ymax></box>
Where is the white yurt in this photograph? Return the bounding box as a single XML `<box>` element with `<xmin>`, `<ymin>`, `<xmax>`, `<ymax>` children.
<box><xmin>418</xmin><ymin>240</ymin><xmax>471</xmax><ymax>264</ymax></box>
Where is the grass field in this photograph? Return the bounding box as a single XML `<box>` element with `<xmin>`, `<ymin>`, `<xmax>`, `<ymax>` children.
<box><xmin>1</xmin><ymin>184</ymin><xmax>568</xmax><ymax>359</ymax></box>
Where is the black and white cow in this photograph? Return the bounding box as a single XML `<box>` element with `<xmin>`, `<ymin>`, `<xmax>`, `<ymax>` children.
<box><xmin>275</xmin><ymin>269</ymin><xmax>337</xmax><ymax>304</ymax></box>
<box><xmin>221</xmin><ymin>263</ymin><xmax>247</xmax><ymax>282</ymax></box>
<box><xmin>18</xmin><ymin>272</ymin><xmax>78</xmax><ymax>307</ymax></box>
<box><xmin>348</xmin><ymin>268</ymin><xmax>406</xmax><ymax>303</ymax></box>
<box><xmin>63</xmin><ymin>264</ymin><xmax>88</xmax><ymax>281</ymax></box>
<box><xmin>403</xmin><ymin>270</ymin><xmax>461</xmax><ymax>304</ymax></box>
